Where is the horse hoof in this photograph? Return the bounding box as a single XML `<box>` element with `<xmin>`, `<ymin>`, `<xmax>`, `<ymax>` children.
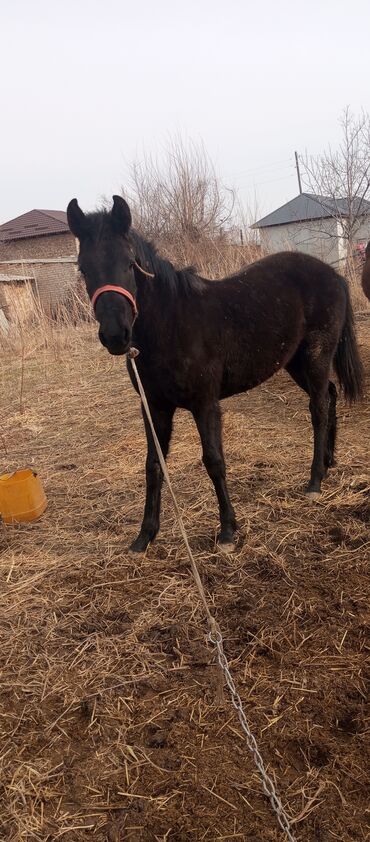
<box><xmin>305</xmin><ymin>491</ymin><xmax>321</xmax><ymax>502</ymax></box>
<box><xmin>218</xmin><ymin>542</ymin><xmax>236</xmax><ymax>554</ymax></box>
<box><xmin>129</xmin><ymin>538</ymin><xmax>150</xmax><ymax>554</ymax></box>
<box><xmin>128</xmin><ymin>547</ymin><xmax>146</xmax><ymax>558</ymax></box>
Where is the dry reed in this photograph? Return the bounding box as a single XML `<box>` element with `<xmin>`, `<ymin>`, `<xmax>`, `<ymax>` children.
<box><xmin>0</xmin><ymin>296</ymin><xmax>369</xmax><ymax>841</ymax></box>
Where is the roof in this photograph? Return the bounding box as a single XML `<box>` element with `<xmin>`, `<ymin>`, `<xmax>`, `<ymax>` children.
<box><xmin>252</xmin><ymin>193</ymin><xmax>370</xmax><ymax>229</ymax></box>
<box><xmin>0</xmin><ymin>209</ymin><xmax>70</xmax><ymax>242</ymax></box>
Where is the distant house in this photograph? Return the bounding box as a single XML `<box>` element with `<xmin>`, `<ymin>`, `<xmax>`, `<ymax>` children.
<box><xmin>252</xmin><ymin>193</ymin><xmax>370</xmax><ymax>265</ymax></box>
<box><xmin>0</xmin><ymin>209</ymin><xmax>77</xmax><ymax>321</ymax></box>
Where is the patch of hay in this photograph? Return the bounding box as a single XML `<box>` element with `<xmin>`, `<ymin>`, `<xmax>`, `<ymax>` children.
<box><xmin>0</xmin><ymin>321</ymin><xmax>369</xmax><ymax>841</ymax></box>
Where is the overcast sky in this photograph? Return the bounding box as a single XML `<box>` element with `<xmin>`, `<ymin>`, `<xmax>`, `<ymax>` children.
<box><xmin>1</xmin><ymin>0</ymin><xmax>370</xmax><ymax>224</ymax></box>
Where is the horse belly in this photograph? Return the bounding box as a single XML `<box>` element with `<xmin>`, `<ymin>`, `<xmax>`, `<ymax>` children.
<box><xmin>220</xmin><ymin>333</ymin><xmax>299</xmax><ymax>399</ymax></box>
<box><xmin>137</xmin><ymin>356</ymin><xmax>222</xmax><ymax>409</ymax></box>
<box><xmin>220</xmin><ymin>367</ymin><xmax>271</xmax><ymax>398</ymax></box>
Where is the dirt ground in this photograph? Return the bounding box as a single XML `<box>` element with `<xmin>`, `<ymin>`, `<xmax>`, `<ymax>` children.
<box><xmin>0</xmin><ymin>320</ymin><xmax>369</xmax><ymax>841</ymax></box>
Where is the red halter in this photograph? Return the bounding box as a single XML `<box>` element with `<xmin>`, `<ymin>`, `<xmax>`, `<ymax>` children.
<box><xmin>90</xmin><ymin>285</ymin><xmax>138</xmax><ymax>319</ymax></box>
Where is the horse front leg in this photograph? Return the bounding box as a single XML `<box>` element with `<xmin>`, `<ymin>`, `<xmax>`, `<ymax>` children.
<box><xmin>193</xmin><ymin>401</ymin><xmax>237</xmax><ymax>551</ymax></box>
<box><xmin>130</xmin><ymin>403</ymin><xmax>174</xmax><ymax>553</ymax></box>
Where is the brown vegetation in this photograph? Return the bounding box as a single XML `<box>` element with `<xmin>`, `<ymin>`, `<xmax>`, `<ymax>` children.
<box><xmin>126</xmin><ymin>138</ymin><xmax>260</xmax><ymax>277</ymax></box>
<box><xmin>0</xmin><ymin>314</ymin><xmax>369</xmax><ymax>841</ymax></box>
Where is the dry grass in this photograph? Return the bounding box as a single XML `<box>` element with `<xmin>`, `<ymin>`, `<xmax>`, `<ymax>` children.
<box><xmin>155</xmin><ymin>235</ymin><xmax>261</xmax><ymax>281</ymax></box>
<box><xmin>346</xmin><ymin>263</ymin><xmax>370</xmax><ymax>313</ymax></box>
<box><xmin>0</xmin><ymin>320</ymin><xmax>369</xmax><ymax>841</ymax></box>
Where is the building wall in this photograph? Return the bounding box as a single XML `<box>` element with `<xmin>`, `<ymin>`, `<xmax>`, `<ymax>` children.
<box><xmin>0</xmin><ymin>232</ymin><xmax>78</xmax><ymax>313</ymax></box>
<box><xmin>0</xmin><ymin>231</ymin><xmax>76</xmax><ymax>260</ymax></box>
<box><xmin>353</xmin><ymin>218</ymin><xmax>370</xmax><ymax>244</ymax></box>
<box><xmin>259</xmin><ymin>216</ymin><xmax>370</xmax><ymax>267</ymax></box>
<box><xmin>259</xmin><ymin>218</ymin><xmax>341</xmax><ymax>264</ymax></box>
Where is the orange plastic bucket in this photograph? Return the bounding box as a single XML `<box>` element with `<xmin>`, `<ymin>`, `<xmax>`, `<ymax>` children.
<box><xmin>0</xmin><ymin>469</ymin><xmax>47</xmax><ymax>524</ymax></box>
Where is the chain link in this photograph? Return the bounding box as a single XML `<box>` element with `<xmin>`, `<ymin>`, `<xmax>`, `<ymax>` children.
<box><xmin>130</xmin><ymin>352</ymin><xmax>297</xmax><ymax>842</ymax></box>
<box><xmin>209</xmin><ymin>631</ymin><xmax>297</xmax><ymax>842</ymax></box>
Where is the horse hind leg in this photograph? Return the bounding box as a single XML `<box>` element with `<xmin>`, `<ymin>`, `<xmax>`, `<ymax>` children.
<box><xmin>325</xmin><ymin>381</ymin><xmax>337</xmax><ymax>469</ymax></box>
<box><xmin>286</xmin><ymin>346</ymin><xmax>333</xmax><ymax>497</ymax></box>
<box><xmin>306</xmin><ymin>383</ymin><xmax>330</xmax><ymax>497</ymax></box>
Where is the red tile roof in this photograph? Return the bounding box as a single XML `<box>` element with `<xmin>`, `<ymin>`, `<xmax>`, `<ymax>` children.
<box><xmin>0</xmin><ymin>209</ymin><xmax>70</xmax><ymax>242</ymax></box>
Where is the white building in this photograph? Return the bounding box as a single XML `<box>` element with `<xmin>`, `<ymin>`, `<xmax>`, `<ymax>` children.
<box><xmin>252</xmin><ymin>193</ymin><xmax>370</xmax><ymax>266</ymax></box>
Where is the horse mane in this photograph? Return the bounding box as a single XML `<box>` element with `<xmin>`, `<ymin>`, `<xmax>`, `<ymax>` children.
<box><xmin>84</xmin><ymin>208</ymin><xmax>206</xmax><ymax>297</ymax></box>
<box><xmin>131</xmin><ymin>231</ymin><xmax>206</xmax><ymax>297</ymax></box>
<box><xmin>85</xmin><ymin>209</ymin><xmax>111</xmax><ymax>238</ymax></box>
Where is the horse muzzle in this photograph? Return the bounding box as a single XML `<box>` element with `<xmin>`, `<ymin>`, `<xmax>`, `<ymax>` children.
<box><xmin>98</xmin><ymin>328</ymin><xmax>131</xmax><ymax>356</ymax></box>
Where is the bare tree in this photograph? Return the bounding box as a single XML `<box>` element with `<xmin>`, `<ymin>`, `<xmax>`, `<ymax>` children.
<box><xmin>126</xmin><ymin>137</ymin><xmax>235</xmax><ymax>243</ymax></box>
<box><xmin>301</xmin><ymin>107</ymin><xmax>370</xmax><ymax>263</ymax></box>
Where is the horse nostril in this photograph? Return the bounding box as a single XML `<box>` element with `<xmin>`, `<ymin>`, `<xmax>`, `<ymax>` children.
<box><xmin>98</xmin><ymin>328</ymin><xmax>131</xmax><ymax>354</ymax></box>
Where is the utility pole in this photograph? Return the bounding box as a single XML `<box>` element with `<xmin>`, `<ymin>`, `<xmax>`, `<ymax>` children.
<box><xmin>295</xmin><ymin>151</ymin><xmax>302</xmax><ymax>194</ymax></box>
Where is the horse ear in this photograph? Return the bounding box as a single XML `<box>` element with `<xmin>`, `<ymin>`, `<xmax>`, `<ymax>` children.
<box><xmin>111</xmin><ymin>195</ymin><xmax>132</xmax><ymax>235</ymax></box>
<box><xmin>67</xmin><ymin>199</ymin><xmax>88</xmax><ymax>240</ymax></box>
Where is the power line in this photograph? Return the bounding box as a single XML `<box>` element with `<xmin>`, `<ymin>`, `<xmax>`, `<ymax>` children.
<box><xmin>227</xmin><ymin>157</ymin><xmax>294</xmax><ymax>179</ymax></box>
<box><xmin>254</xmin><ymin>172</ymin><xmax>296</xmax><ymax>188</ymax></box>
<box><xmin>237</xmin><ymin>171</ymin><xmax>296</xmax><ymax>189</ymax></box>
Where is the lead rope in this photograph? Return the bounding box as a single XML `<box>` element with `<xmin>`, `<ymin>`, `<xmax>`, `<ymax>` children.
<box><xmin>128</xmin><ymin>348</ymin><xmax>297</xmax><ymax>842</ymax></box>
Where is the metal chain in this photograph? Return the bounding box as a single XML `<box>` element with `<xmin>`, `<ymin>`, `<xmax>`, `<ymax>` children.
<box><xmin>209</xmin><ymin>630</ymin><xmax>297</xmax><ymax>842</ymax></box>
<box><xmin>128</xmin><ymin>350</ymin><xmax>297</xmax><ymax>842</ymax></box>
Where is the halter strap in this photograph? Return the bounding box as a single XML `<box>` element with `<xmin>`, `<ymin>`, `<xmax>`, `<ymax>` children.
<box><xmin>90</xmin><ymin>285</ymin><xmax>138</xmax><ymax>318</ymax></box>
<box><xmin>133</xmin><ymin>260</ymin><xmax>155</xmax><ymax>279</ymax></box>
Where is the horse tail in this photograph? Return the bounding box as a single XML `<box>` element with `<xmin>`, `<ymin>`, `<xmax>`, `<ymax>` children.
<box><xmin>334</xmin><ymin>280</ymin><xmax>364</xmax><ymax>403</ymax></box>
